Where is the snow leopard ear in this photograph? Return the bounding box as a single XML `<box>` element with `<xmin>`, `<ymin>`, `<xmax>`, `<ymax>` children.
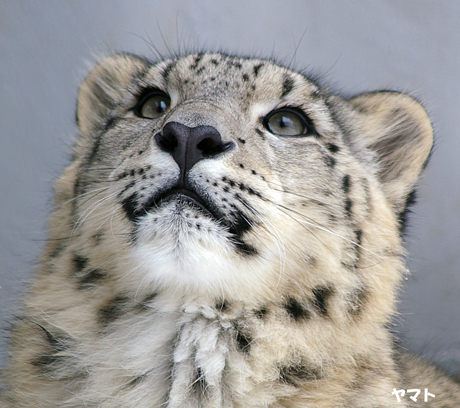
<box><xmin>348</xmin><ymin>91</ymin><xmax>433</xmax><ymax>215</ymax></box>
<box><xmin>77</xmin><ymin>53</ymin><xmax>151</xmax><ymax>137</ymax></box>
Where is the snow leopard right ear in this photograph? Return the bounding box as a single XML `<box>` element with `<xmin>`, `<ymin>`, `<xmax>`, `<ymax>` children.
<box><xmin>348</xmin><ymin>91</ymin><xmax>433</xmax><ymax>215</ymax></box>
<box><xmin>77</xmin><ymin>53</ymin><xmax>151</xmax><ymax>137</ymax></box>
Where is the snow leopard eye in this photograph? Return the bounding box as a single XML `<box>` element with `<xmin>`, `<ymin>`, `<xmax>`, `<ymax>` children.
<box><xmin>136</xmin><ymin>91</ymin><xmax>171</xmax><ymax>119</ymax></box>
<box><xmin>264</xmin><ymin>108</ymin><xmax>313</xmax><ymax>137</ymax></box>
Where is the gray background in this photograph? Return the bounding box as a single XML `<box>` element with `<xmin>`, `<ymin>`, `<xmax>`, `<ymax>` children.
<box><xmin>1</xmin><ymin>1</ymin><xmax>459</xmax><ymax>377</ymax></box>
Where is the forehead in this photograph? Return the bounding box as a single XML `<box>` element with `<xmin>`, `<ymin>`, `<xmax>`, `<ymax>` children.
<box><xmin>142</xmin><ymin>53</ymin><xmax>318</xmax><ymax>102</ymax></box>
<box><xmin>166</xmin><ymin>53</ymin><xmax>282</xmax><ymax>81</ymax></box>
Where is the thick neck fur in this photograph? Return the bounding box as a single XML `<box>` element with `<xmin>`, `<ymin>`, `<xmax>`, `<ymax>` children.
<box><xmin>19</xmin><ymin>185</ymin><xmax>405</xmax><ymax>407</ymax></box>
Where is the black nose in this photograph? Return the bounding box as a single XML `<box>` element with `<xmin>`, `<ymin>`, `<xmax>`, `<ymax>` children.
<box><xmin>155</xmin><ymin>121</ymin><xmax>234</xmax><ymax>182</ymax></box>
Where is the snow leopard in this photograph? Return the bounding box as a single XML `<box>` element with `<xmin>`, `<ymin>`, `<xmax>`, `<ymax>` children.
<box><xmin>1</xmin><ymin>52</ymin><xmax>459</xmax><ymax>407</ymax></box>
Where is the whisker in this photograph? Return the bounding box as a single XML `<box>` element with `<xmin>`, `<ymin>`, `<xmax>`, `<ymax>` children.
<box><xmin>267</xmin><ymin>181</ymin><xmax>344</xmax><ymax>211</ymax></box>
<box><xmin>63</xmin><ymin>186</ymin><xmax>110</xmax><ymax>207</ymax></box>
<box><xmin>270</xmin><ymin>199</ymin><xmax>382</xmax><ymax>259</ymax></box>
<box><xmin>272</xmin><ymin>201</ymin><xmax>338</xmax><ymax>259</ymax></box>
<box><xmin>72</xmin><ymin>189</ymin><xmax>123</xmax><ymax>236</ymax></box>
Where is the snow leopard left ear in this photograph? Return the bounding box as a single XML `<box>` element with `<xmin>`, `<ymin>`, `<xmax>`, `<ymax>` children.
<box><xmin>77</xmin><ymin>53</ymin><xmax>151</xmax><ymax>137</ymax></box>
<box><xmin>348</xmin><ymin>91</ymin><xmax>433</xmax><ymax>215</ymax></box>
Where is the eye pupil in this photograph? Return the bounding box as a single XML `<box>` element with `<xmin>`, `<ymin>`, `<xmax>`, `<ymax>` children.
<box><xmin>157</xmin><ymin>101</ymin><xmax>167</xmax><ymax>113</ymax></box>
<box><xmin>279</xmin><ymin>116</ymin><xmax>290</xmax><ymax>128</ymax></box>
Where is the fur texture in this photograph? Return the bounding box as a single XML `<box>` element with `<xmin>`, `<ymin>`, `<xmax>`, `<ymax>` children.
<box><xmin>1</xmin><ymin>52</ymin><xmax>459</xmax><ymax>407</ymax></box>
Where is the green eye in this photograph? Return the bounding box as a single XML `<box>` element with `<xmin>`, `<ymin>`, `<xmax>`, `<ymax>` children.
<box><xmin>264</xmin><ymin>108</ymin><xmax>312</xmax><ymax>137</ymax></box>
<box><xmin>137</xmin><ymin>92</ymin><xmax>171</xmax><ymax>119</ymax></box>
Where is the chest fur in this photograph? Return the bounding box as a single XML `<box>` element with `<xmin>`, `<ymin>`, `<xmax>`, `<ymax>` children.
<box><xmin>56</xmin><ymin>298</ymin><xmax>398</xmax><ymax>408</ymax></box>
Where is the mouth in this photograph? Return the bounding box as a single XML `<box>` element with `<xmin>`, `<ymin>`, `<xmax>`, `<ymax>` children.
<box><xmin>122</xmin><ymin>184</ymin><xmax>258</xmax><ymax>256</ymax></box>
<box><xmin>158</xmin><ymin>188</ymin><xmax>215</xmax><ymax>216</ymax></box>
<box><xmin>152</xmin><ymin>187</ymin><xmax>257</xmax><ymax>255</ymax></box>
<box><xmin>121</xmin><ymin>184</ymin><xmax>218</xmax><ymax>223</ymax></box>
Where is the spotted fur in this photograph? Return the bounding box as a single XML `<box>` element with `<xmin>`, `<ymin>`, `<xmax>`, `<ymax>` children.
<box><xmin>1</xmin><ymin>52</ymin><xmax>459</xmax><ymax>407</ymax></box>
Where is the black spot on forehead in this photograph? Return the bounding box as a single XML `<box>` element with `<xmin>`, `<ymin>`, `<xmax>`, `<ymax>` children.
<box><xmin>162</xmin><ymin>60</ymin><xmax>177</xmax><ymax>79</ymax></box>
<box><xmin>281</xmin><ymin>75</ymin><xmax>294</xmax><ymax>98</ymax></box>
<box><xmin>190</xmin><ymin>54</ymin><xmax>203</xmax><ymax>70</ymax></box>
<box><xmin>253</xmin><ymin>63</ymin><xmax>264</xmax><ymax>77</ymax></box>
<box><xmin>229</xmin><ymin>60</ymin><xmax>242</xmax><ymax>69</ymax></box>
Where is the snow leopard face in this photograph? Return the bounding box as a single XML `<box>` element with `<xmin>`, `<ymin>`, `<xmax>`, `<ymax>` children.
<box><xmin>70</xmin><ymin>52</ymin><xmax>432</xmax><ymax>305</ymax></box>
<box><xmin>3</xmin><ymin>52</ymin><xmax>445</xmax><ymax>408</ymax></box>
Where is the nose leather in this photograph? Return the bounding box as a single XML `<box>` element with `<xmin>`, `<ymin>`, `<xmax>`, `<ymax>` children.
<box><xmin>155</xmin><ymin>121</ymin><xmax>232</xmax><ymax>185</ymax></box>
